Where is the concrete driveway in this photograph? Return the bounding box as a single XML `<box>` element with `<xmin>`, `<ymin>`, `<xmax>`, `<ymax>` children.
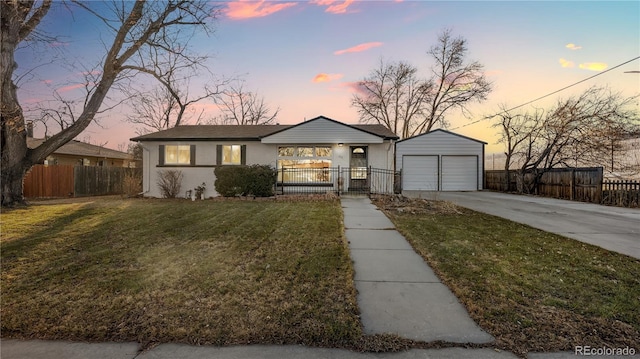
<box><xmin>404</xmin><ymin>191</ymin><xmax>640</xmax><ymax>260</ymax></box>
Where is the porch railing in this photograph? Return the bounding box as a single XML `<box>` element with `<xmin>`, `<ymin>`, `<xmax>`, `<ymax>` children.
<box><xmin>276</xmin><ymin>166</ymin><xmax>400</xmax><ymax>196</ymax></box>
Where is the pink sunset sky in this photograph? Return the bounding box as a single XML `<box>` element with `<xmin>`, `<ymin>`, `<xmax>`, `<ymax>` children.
<box><xmin>15</xmin><ymin>0</ymin><xmax>640</xmax><ymax>153</ymax></box>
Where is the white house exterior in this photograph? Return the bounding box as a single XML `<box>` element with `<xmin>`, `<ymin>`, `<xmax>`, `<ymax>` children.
<box><xmin>131</xmin><ymin>116</ymin><xmax>398</xmax><ymax>198</ymax></box>
<box><xmin>396</xmin><ymin>129</ymin><xmax>486</xmax><ymax>192</ymax></box>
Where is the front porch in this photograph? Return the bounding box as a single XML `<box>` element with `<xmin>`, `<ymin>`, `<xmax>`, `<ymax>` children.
<box><xmin>276</xmin><ymin>166</ymin><xmax>400</xmax><ymax>196</ymax></box>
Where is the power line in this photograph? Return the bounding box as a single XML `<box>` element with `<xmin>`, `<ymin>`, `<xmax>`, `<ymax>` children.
<box><xmin>450</xmin><ymin>55</ymin><xmax>640</xmax><ymax>130</ymax></box>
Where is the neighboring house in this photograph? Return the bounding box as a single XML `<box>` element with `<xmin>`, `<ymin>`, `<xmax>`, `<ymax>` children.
<box><xmin>27</xmin><ymin>137</ymin><xmax>135</xmax><ymax>168</ymax></box>
<box><xmin>396</xmin><ymin>129</ymin><xmax>486</xmax><ymax>192</ymax></box>
<box><xmin>131</xmin><ymin>116</ymin><xmax>399</xmax><ymax>198</ymax></box>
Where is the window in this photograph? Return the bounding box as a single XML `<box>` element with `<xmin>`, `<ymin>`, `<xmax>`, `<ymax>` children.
<box><xmin>297</xmin><ymin>146</ymin><xmax>314</xmax><ymax>157</ymax></box>
<box><xmin>165</xmin><ymin>145</ymin><xmax>191</xmax><ymax>165</ymax></box>
<box><xmin>315</xmin><ymin>146</ymin><xmax>332</xmax><ymax>157</ymax></box>
<box><xmin>223</xmin><ymin>145</ymin><xmax>241</xmax><ymax>165</ymax></box>
<box><xmin>277</xmin><ymin>145</ymin><xmax>333</xmax><ymax>183</ymax></box>
<box><xmin>159</xmin><ymin>145</ymin><xmax>195</xmax><ymax>166</ymax></box>
<box><xmin>278</xmin><ymin>146</ymin><xmax>295</xmax><ymax>156</ymax></box>
<box><xmin>216</xmin><ymin>144</ymin><xmax>246</xmax><ymax>165</ymax></box>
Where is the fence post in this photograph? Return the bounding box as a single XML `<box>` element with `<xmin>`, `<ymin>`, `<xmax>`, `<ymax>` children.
<box><xmin>274</xmin><ymin>167</ymin><xmax>278</xmax><ymax>198</ymax></box>
<box><xmin>337</xmin><ymin>165</ymin><xmax>341</xmax><ymax>197</ymax></box>
<box><xmin>367</xmin><ymin>165</ymin><xmax>372</xmax><ymax>194</ymax></box>
<box><xmin>597</xmin><ymin>167</ymin><xmax>603</xmax><ymax>204</ymax></box>
<box><xmin>570</xmin><ymin>168</ymin><xmax>575</xmax><ymax>201</ymax></box>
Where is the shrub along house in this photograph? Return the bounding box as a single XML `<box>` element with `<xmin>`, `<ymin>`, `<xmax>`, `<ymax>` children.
<box><xmin>130</xmin><ymin>116</ymin><xmax>399</xmax><ymax>198</ymax></box>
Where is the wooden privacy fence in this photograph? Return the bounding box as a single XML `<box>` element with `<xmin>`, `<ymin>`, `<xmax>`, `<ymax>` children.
<box><xmin>485</xmin><ymin>167</ymin><xmax>639</xmax><ymax>207</ymax></box>
<box><xmin>23</xmin><ymin>165</ymin><xmax>74</xmax><ymax>198</ymax></box>
<box><xmin>24</xmin><ymin>165</ymin><xmax>142</xmax><ymax>198</ymax></box>
<box><xmin>485</xmin><ymin>167</ymin><xmax>603</xmax><ymax>202</ymax></box>
<box><xmin>537</xmin><ymin>167</ymin><xmax>603</xmax><ymax>203</ymax></box>
<box><xmin>484</xmin><ymin>170</ymin><xmax>517</xmax><ymax>192</ymax></box>
<box><xmin>602</xmin><ymin>180</ymin><xmax>640</xmax><ymax>208</ymax></box>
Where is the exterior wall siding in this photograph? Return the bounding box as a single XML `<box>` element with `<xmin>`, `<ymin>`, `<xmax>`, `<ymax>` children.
<box><xmin>142</xmin><ymin>141</ymin><xmax>273</xmax><ymax>198</ymax></box>
<box><xmin>141</xmin><ymin>140</ymin><xmax>393</xmax><ymax>198</ymax></box>
<box><xmin>261</xmin><ymin>118</ymin><xmax>383</xmax><ymax>144</ymax></box>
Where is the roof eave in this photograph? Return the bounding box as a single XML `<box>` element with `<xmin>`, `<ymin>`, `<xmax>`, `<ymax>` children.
<box><xmin>131</xmin><ymin>137</ymin><xmax>263</xmax><ymax>142</ymax></box>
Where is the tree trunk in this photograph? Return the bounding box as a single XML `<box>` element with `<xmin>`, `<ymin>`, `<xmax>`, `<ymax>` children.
<box><xmin>1</xmin><ymin>76</ymin><xmax>32</xmax><ymax>206</ymax></box>
<box><xmin>1</xmin><ymin>5</ymin><xmax>30</xmax><ymax>206</ymax></box>
<box><xmin>515</xmin><ymin>170</ymin><xmax>525</xmax><ymax>194</ymax></box>
<box><xmin>1</xmin><ymin>157</ymin><xmax>31</xmax><ymax>207</ymax></box>
<box><xmin>503</xmin><ymin>153</ymin><xmax>511</xmax><ymax>192</ymax></box>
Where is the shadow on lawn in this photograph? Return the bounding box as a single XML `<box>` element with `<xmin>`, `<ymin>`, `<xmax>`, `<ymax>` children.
<box><xmin>1</xmin><ymin>199</ymin><xmax>365</xmax><ymax>349</ymax></box>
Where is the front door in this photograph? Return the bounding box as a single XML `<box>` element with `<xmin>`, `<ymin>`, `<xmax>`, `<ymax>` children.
<box><xmin>349</xmin><ymin>146</ymin><xmax>368</xmax><ymax>191</ymax></box>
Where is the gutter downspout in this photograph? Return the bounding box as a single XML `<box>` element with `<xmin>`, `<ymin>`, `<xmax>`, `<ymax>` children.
<box><xmin>138</xmin><ymin>144</ymin><xmax>151</xmax><ymax>196</ymax></box>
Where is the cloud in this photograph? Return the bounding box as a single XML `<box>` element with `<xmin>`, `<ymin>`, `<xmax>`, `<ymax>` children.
<box><xmin>559</xmin><ymin>58</ymin><xmax>575</xmax><ymax>68</ymax></box>
<box><xmin>565</xmin><ymin>43</ymin><xmax>582</xmax><ymax>50</ymax></box>
<box><xmin>334</xmin><ymin>42</ymin><xmax>383</xmax><ymax>55</ymax></box>
<box><xmin>57</xmin><ymin>83</ymin><xmax>87</xmax><ymax>92</ymax></box>
<box><xmin>579</xmin><ymin>62</ymin><xmax>608</xmax><ymax>71</ymax></box>
<box><xmin>312</xmin><ymin>73</ymin><xmax>344</xmax><ymax>83</ymax></box>
<box><xmin>311</xmin><ymin>0</ymin><xmax>356</xmax><ymax>14</ymax></box>
<box><xmin>343</xmin><ymin>81</ymin><xmax>370</xmax><ymax>96</ymax></box>
<box><xmin>225</xmin><ymin>1</ymin><xmax>297</xmax><ymax>20</ymax></box>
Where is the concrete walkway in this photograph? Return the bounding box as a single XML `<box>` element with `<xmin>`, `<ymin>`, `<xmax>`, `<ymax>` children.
<box><xmin>341</xmin><ymin>197</ymin><xmax>493</xmax><ymax>344</ymax></box>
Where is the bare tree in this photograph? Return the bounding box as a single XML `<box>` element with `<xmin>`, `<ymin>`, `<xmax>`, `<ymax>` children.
<box><xmin>352</xmin><ymin>28</ymin><xmax>492</xmax><ymax>138</ymax></box>
<box><xmin>212</xmin><ymin>80</ymin><xmax>280</xmax><ymax>125</ymax></box>
<box><xmin>351</xmin><ymin>60</ymin><xmax>431</xmax><ymax>139</ymax></box>
<box><xmin>122</xmin><ymin>46</ymin><xmax>225</xmax><ymax>134</ymax></box>
<box><xmin>1</xmin><ymin>0</ymin><xmax>217</xmax><ymax>206</ymax></box>
<box><xmin>418</xmin><ymin>28</ymin><xmax>492</xmax><ymax>133</ymax></box>
<box><xmin>495</xmin><ymin>86</ymin><xmax>639</xmax><ymax>193</ymax></box>
<box><xmin>493</xmin><ymin>106</ymin><xmax>544</xmax><ymax>191</ymax></box>
<box><xmin>22</xmin><ymin>61</ymin><xmax>119</xmax><ymax>138</ymax></box>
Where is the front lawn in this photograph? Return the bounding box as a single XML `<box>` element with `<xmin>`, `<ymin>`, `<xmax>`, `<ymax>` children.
<box><xmin>373</xmin><ymin>196</ymin><xmax>640</xmax><ymax>357</ymax></box>
<box><xmin>1</xmin><ymin>198</ymin><xmax>361</xmax><ymax>348</ymax></box>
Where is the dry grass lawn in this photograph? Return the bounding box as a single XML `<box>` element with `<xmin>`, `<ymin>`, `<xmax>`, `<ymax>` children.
<box><xmin>1</xmin><ymin>197</ymin><xmax>361</xmax><ymax>349</ymax></box>
<box><xmin>373</xmin><ymin>195</ymin><xmax>640</xmax><ymax>357</ymax></box>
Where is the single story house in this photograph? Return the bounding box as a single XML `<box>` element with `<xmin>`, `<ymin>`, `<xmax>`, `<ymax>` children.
<box><xmin>27</xmin><ymin>137</ymin><xmax>135</xmax><ymax>167</ymax></box>
<box><xmin>396</xmin><ymin>129</ymin><xmax>486</xmax><ymax>192</ymax></box>
<box><xmin>131</xmin><ymin>116</ymin><xmax>399</xmax><ymax>198</ymax></box>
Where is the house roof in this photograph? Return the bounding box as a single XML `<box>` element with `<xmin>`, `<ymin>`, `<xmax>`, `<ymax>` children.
<box><xmin>259</xmin><ymin>116</ymin><xmax>399</xmax><ymax>140</ymax></box>
<box><xmin>130</xmin><ymin>125</ymin><xmax>292</xmax><ymax>141</ymax></box>
<box><xmin>130</xmin><ymin>116</ymin><xmax>399</xmax><ymax>142</ymax></box>
<box><xmin>396</xmin><ymin>129</ymin><xmax>487</xmax><ymax>145</ymax></box>
<box><xmin>27</xmin><ymin>138</ymin><xmax>133</xmax><ymax>160</ymax></box>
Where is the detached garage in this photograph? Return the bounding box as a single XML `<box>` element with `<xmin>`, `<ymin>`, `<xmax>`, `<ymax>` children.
<box><xmin>396</xmin><ymin>129</ymin><xmax>486</xmax><ymax>192</ymax></box>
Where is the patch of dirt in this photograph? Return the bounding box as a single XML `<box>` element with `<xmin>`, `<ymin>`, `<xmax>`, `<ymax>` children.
<box><xmin>370</xmin><ymin>194</ymin><xmax>462</xmax><ymax>215</ymax></box>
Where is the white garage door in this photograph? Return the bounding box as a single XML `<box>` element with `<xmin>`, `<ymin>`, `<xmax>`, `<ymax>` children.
<box><xmin>441</xmin><ymin>156</ymin><xmax>477</xmax><ymax>191</ymax></box>
<box><xmin>402</xmin><ymin>155</ymin><xmax>438</xmax><ymax>191</ymax></box>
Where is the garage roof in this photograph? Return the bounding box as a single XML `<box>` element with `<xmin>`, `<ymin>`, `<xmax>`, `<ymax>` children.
<box><xmin>397</xmin><ymin>129</ymin><xmax>487</xmax><ymax>144</ymax></box>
